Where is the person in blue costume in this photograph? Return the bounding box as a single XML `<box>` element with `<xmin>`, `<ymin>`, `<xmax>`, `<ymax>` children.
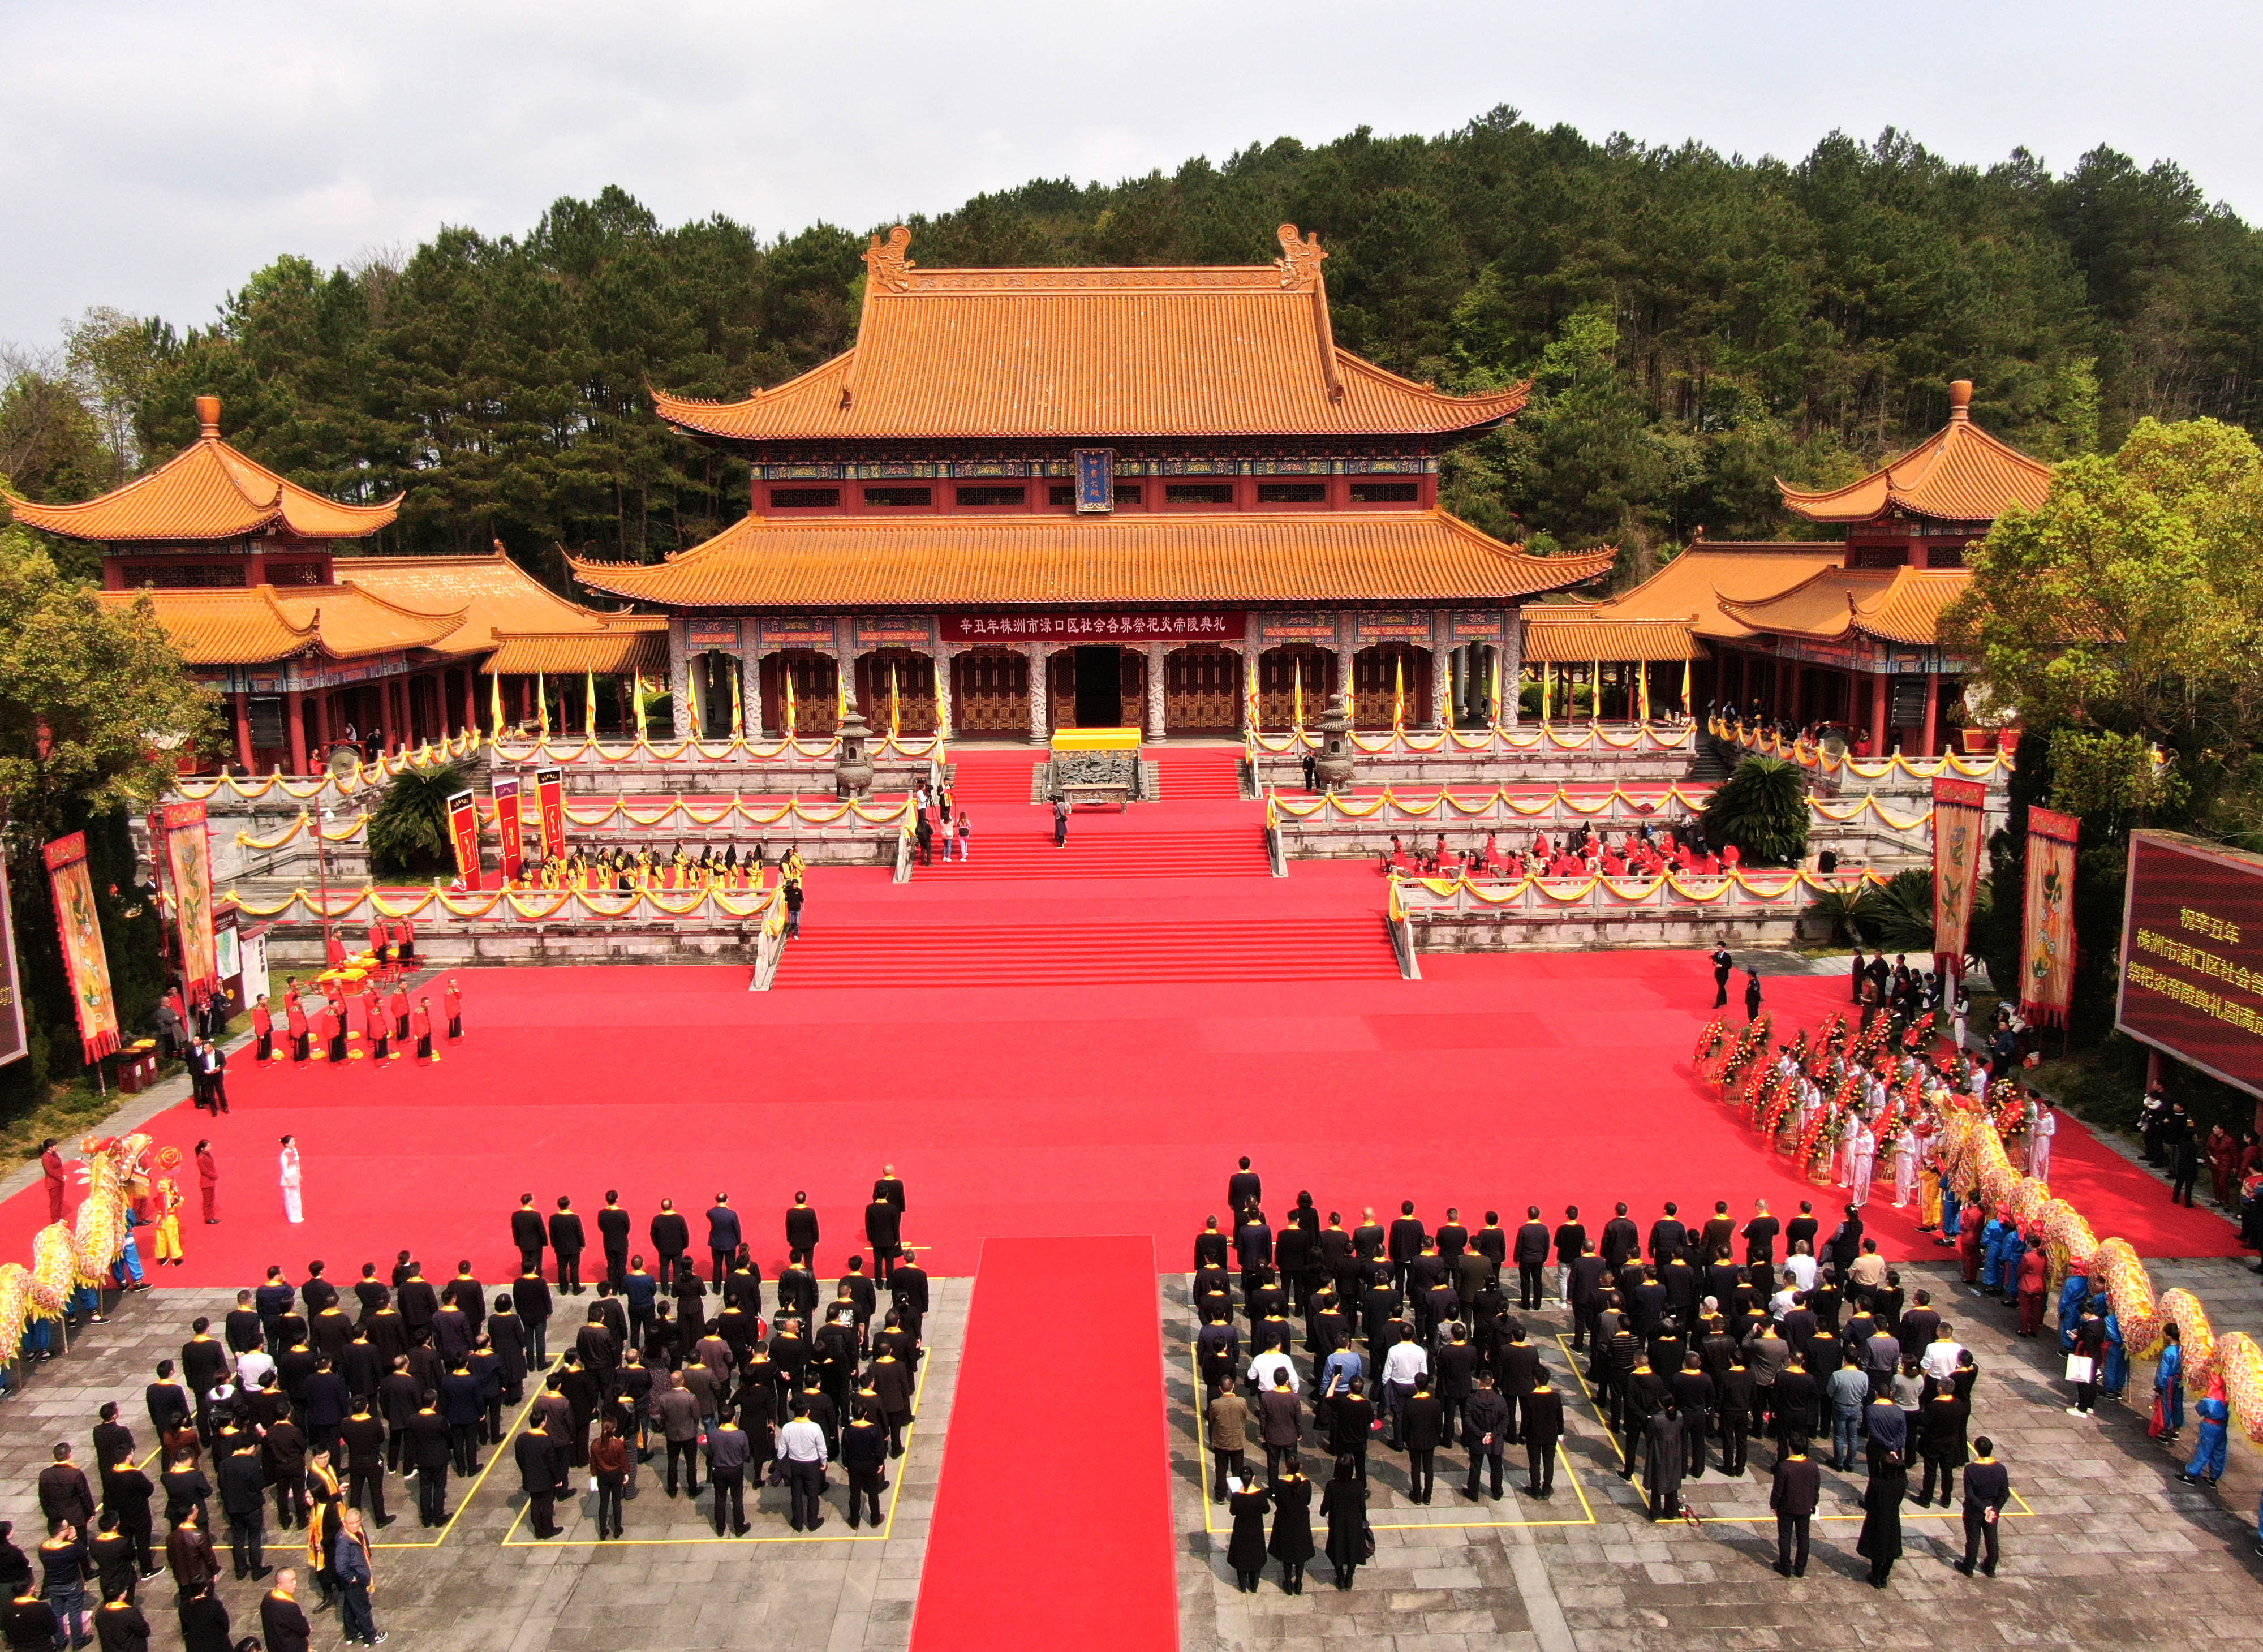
<box><xmin>1978</xmin><ymin>1214</ymin><xmax>2013</xmax><ymax>1293</ymax></box>
<box><xmin>2179</xmin><ymin>1378</ymin><xmax>2229</xmax><ymax>1486</ymax></box>
<box><xmin>2154</xmin><ymin>1322</ymin><xmax>2186</xmax><ymax>1443</ymax></box>
<box><xmin>2098</xmin><ymin>1303</ymin><xmax>2128</xmax><ymax>1400</ymax></box>
<box><xmin>2057</xmin><ymin>1269</ymin><xmax>2091</xmax><ymax>1353</ymax></box>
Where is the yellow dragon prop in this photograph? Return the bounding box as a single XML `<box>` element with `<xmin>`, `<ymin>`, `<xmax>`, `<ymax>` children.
<box><xmin>0</xmin><ymin>1133</ymin><xmax>152</xmax><ymax>1360</ymax></box>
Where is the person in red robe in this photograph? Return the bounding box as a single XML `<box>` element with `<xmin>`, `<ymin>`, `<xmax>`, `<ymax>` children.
<box><xmin>412</xmin><ymin>999</ymin><xmax>436</xmax><ymax>1062</ymax></box>
<box><xmin>287</xmin><ymin>997</ymin><xmax>311</xmax><ymax>1063</ymax></box>
<box><xmin>325</xmin><ymin>931</ymin><xmax>347</xmax><ymax>968</ymax></box>
<box><xmin>392</xmin><ymin>919</ymin><xmax>416</xmax><ymax>964</ymax></box>
<box><xmin>41</xmin><ymin>1140</ymin><xmax>67</xmax><ymax>1224</ymax></box>
<box><xmin>388</xmin><ymin>983</ymin><xmax>412</xmax><ymax>1043</ymax></box>
<box><xmin>366</xmin><ymin>919</ymin><xmax>388</xmax><ymax>962</ymax></box>
<box><xmin>250</xmin><ymin>995</ymin><xmax>276</xmax><ymax>1062</ymax></box>
<box><xmin>444</xmin><ymin>980</ymin><xmax>463</xmax><ymax>1040</ymax></box>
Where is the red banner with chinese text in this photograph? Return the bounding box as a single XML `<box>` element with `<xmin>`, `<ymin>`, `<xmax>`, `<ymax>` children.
<box><xmin>156</xmin><ymin>801</ymin><xmax>218</xmax><ymax>996</ymax></box>
<box><xmin>1931</xmin><ymin>777</ymin><xmax>1987</xmax><ymax>980</ymax></box>
<box><xmin>0</xmin><ymin>854</ymin><xmax>27</xmax><ymax>1068</ymax></box>
<box><xmin>535</xmin><ymin>768</ymin><xmax>566</xmax><ymax>862</ymax></box>
<box><xmin>2021</xmin><ymin>806</ymin><xmax>2081</xmax><ymax>1026</ymax></box>
<box><xmin>446</xmin><ymin>791</ymin><xmax>480</xmax><ymax>884</ymax></box>
<box><xmin>493</xmin><ymin>775</ymin><xmax>525</xmax><ymax>882</ymax></box>
<box><xmin>43</xmin><ymin>832</ymin><xmax>119</xmax><ymax>1062</ymax></box>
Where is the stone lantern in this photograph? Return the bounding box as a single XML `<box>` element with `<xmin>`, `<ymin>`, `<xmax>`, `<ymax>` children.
<box><xmin>834</xmin><ymin>704</ymin><xmax>875</xmax><ymax>798</ymax></box>
<box><xmin>1313</xmin><ymin>690</ymin><xmax>1355</xmax><ymax>792</ymax></box>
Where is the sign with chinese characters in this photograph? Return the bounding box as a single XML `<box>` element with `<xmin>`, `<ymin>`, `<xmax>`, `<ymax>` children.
<box><xmin>943</xmin><ymin>612</ymin><xmax>1246</xmax><ymax>643</ymax></box>
<box><xmin>1073</xmin><ymin>448</ymin><xmax>1115</xmax><ymax>513</ymax></box>
<box><xmin>685</xmin><ymin>618</ymin><xmax>742</xmax><ymax>650</ymax></box>
<box><xmin>1354</xmin><ymin>610</ymin><xmax>1438</xmax><ymax>644</ymax></box>
<box><xmin>1258</xmin><ymin>612</ymin><xmax>1341</xmax><ymax>644</ymax></box>
<box><xmin>1446</xmin><ymin>609</ymin><xmax>1507</xmax><ymax>643</ymax></box>
<box><xmin>756</xmin><ymin>617</ymin><xmax>837</xmax><ymax>648</ymax></box>
<box><xmin>854</xmin><ymin>615</ymin><xmax>937</xmax><ymax>647</ymax></box>
<box><xmin>2118</xmin><ymin>831</ymin><xmax>2263</xmax><ymax>1099</ymax></box>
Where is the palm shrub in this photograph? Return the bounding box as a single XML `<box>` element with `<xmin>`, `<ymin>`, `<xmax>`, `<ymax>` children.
<box><xmin>368</xmin><ymin>761</ymin><xmax>467</xmax><ymax>879</ymax></box>
<box><xmin>1699</xmin><ymin>755</ymin><xmax>1810</xmax><ymax>867</ymax></box>
<box><xmin>1805</xmin><ymin>883</ymin><xmax>1878</xmax><ymax>945</ymax></box>
<box><xmin>1869</xmin><ymin>867</ymin><xmax>1937</xmax><ymax>953</ymax></box>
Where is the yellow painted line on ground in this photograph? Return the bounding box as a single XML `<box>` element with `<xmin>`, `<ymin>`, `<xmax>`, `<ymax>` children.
<box><xmin>497</xmin><ymin>1344</ymin><xmax>933</xmax><ymax>1548</ymax></box>
<box><xmin>1186</xmin><ymin>1338</ymin><xmax>1595</xmax><ymax>1533</ymax></box>
<box><xmin>1550</xmin><ymin>1332</ymin><xmax>2036</xmax><ymax>1524</ymax></box>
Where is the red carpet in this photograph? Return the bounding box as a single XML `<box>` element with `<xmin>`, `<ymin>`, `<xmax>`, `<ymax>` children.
<box><xmin>3</xmin><ymin>952</ymin><xmax>2231</xmax><ymax>1294</ymax></box>
<box><xmin>910</xmin><ymin>1236</ymin><xmax>1174</xmax><ymax>1652</ymax></box>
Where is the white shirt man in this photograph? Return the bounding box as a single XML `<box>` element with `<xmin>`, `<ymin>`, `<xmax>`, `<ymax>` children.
<box><xmin>1920</xmin><ymin>1333</ymin><xmax>1965</xmax><ymax>1384</ymax></box>
<box><xmin>1247</xmin><ymin>1348</ymin><xmax>1296</xmax><ymax>1394</ymax></box>
<box><xmin>1379</xmin><ymin>1340</ymin><xmax>1428</xmax><ymax>1389</ymax></box>
<box><xmin>777</xmin><ymin>1417</ymin><xmax>828</xmax><ymax>1465</ymax></box>
<box><xmin>1785</xmin><ymin>1247</ymin><xmax>1818</xmax><ymax>1293</ymax></box>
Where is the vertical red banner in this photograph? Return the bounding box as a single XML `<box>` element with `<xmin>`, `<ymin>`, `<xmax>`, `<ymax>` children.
<box><xmin>2022</xmin><ymin>806</ymin><xmax>2081</xmax><ymax>1026</ymax></box>
<box><xmin>1931</xmin><ymin>777</ymin><xmax>1987</xmax><ymax>979</ymax></box>
<box><xmin>446</xmin><ymin>790</ymin><xmax>481</xmax><ymax>884</ymax></box>
<box><xmin>156</xmin><ymin>800</ymin><xmax>218</xmax><ymax>996</ymax></box>
<box><xmin>493</xmin><ymin>774</ymin><xmax>525</xmax><ymax>882</ymax></box>
<box><xmin>0</xmin><ymin>853</ymin><xmax>27</xmax><ymax>1068</ymax></box>
<box><xmin>535</xmin><ymin>768</ymin><xmax>566</xmax><ymax>862</ymax></box>
<box><xmin>43</xmin><ymin>832</ymin><xmax>119</xmax><ymax>1062</ymax></box>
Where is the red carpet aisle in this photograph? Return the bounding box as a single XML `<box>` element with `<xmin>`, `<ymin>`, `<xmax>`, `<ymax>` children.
<box><xmin>0</xmin><ymin>952</ymin><xmax>2231</xmax><ymax>1290</ymax></box>
<box><xmin>909</xmin><ymin>1237</ymin><xmax>1176</xmax><ymax>1652</ymax></box>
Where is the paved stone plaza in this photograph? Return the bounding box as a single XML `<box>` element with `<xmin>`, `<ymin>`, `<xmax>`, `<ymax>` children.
<box><xmin>1168</xmin><ymin>1259</ymin><xmax>2263</xmax><ymax>1652</ymax></box>
<box><xmin>0</xmin><ymin>1280</ymin><xmax>965</xmax><ymax>1652</ymax></box>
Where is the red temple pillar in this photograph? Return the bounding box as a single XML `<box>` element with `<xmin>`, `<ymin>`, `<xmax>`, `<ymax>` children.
<box><xmin>1869</xmin><ymin>673</ymin><xmax>1889</xmax><ymax>755</ymax></box>
<box><xmin>377</xmin><ymin>676</ymin><xmax>398</xmax><ymax>755</ymax></box>
<box><xmin>285</xmin><ymin>690</ymin><xmax>309</xmax><ymax>775</ymax></box>
<box><xmin>1921</xmin><ymin>671</ymin><xmax>1941</xmax><ymax>756</ymax></box>
<box><xmin>232</xmin><ymin>693</ymin><xmax>255</xmax><ymax>773</ymax></box>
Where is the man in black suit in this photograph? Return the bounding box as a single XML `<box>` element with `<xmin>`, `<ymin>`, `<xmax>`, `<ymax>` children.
<box><xmin>872</xmin><ymin>1164</ymin><xmax>907</xmax><ymax>1214</ymax></box>
<box><xmin>191</xmin><ymin>1039</ymin><xmax>230</xmax><ymax>1114</ymax></box>
<box><xmin>1710</xmin><ymin>944</ymin><xmax>1733</xmax><ymax>1008</ymax></box>
<box><xmin>1510</xmin><ymin>1208</ymin><xmax>1550</xmax><ymax>1313</ymax></box>
<box><xmin>1742</xmin><ymin>1201</ymin><xmax>1780</xmax><ymax>1268</ymax></box>
<box><xmin>785</xmin><ymin>1194</ymin><xmax>819</xmax><ymax>1275</ymax></box>
<box><xmin>864</xmin><ymin>1195</ymin><xmax>902</xmax><ymax>1285</ymax></box>
<box><xmin>597</xmin><ymin>1193</ymin><xmax>632</xmax><ymax>1289</ymax></box>
<box><xmin>1649</xmin><ymin>1203</ymin><xmax>1688</xmax><ymax>1267</ymax></box>
<box><xmin>705</xmin><ymin>1196</ymin><xmax>741</xmax><ymax>1289</ymax></box>
<box><xmin>1227</xmin><ymin>1156</ymin><xmax>1261</xmax><ymax>1215</ymax></box>
<box><xmin>515</xmin><ymin>1420</ymin><xmax>560</xmax><ymax>1539</ymax></box>
<box><xmin>1956</xmin><ymin>1436</ymin><xmax>2010</xmax><ymax>1576</ymax></box>
<box><xmin>549</xmin><ymin>1197</ymin><xmax>586</xmax><ymax>1295</ymax></box>
<box><xmin>649</xmin><ymin>1199</ymin><xmax>690</xmax><ymax>1290</ymax></box>
<box><xmin>1387</xmin><ymin>1201</ymin><xmax>1425</xmax><ymax>1294</ymax></box>
<box><xmin>1770</xmin><ymin>1436</ymin><xmax>1820</xmax><ymax>1576</ymax></box>
<box><xmin>510</xmin><ymin>1195</ymin><xmax>548</xmax><ymax>1276</ymax></box>
<box><xmin>1522</xmin><ymin>1378</ymin><xmax>1563</xmax><ymax>1496</ymax></box>
<box><xmin>1600</xmin><ymin>1203</ymin><xmax>1640</xmax><ymax>1270</ymax></box>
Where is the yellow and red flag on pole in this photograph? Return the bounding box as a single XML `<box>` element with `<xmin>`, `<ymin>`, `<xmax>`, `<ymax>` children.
<box><xmin>729</xmin><ymin>664</ymin><xmax>744</xmax><ymax>738</ymax></box>
<box><xmin>586</xmin><ymin>670</ymin><xmax>599</xmax><ymax>739</ymax></box>
<box><xmin>1392</xmin><ymin>655</ymin><xmax>1405</xmax><ymax>732</ymax></box>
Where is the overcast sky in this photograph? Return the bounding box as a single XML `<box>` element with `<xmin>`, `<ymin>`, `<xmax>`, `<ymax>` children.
<box><xmin>3</xmin><ymin>0</ymin><xmax>2257</xmax><ymax>346</ymax></box>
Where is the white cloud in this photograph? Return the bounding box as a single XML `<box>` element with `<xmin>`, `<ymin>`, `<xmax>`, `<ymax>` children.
<box><xmin>2</xmin><ymin>0</ymin><xmax>2256</xmax><ymax>342</ymax></box>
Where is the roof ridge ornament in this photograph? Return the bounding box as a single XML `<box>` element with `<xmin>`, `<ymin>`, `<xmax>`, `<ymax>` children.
<box><xmin>864</xmin><ymin>226</ymin><xmax>915</xmax><ymax>294</ymax></box>
<box><xmin>196</xmin><ymin>395</ymin><xmax>221</xmax><ymax>438</ymax></box>
<box><xmin>1275</xmin><ymin>224</ymin><xmax>1327</xmax><ymax>291</ymax></box>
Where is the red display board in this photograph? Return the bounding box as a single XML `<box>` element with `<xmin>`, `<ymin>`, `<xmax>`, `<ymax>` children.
<box><xmin>2118</xmin><ymin>831</ymin><xmax>2263</xmax><ymax>1099</ymax></box>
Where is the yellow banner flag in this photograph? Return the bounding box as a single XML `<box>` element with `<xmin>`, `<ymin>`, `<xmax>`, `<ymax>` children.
<box><xmin>783</xmin><ymin>670</ymin><xmax>795</xmax><ymax>739</ymax></box>
<box><xmin>1392</xmin><ymin>655</ymin><xmax>1405</xmax><ymax>731</ymax></box>
<box><xmin>586</xmin><ymin>669</ymin><xmax>599</xmax><ymax>738</ymax></box>
<box><xmin>729</xmin><ymin>663</ymin><xmax>745</xmax><ymax>738</ymax></box>
<box><xmin>535</xmin><ymin>673</ymin><xmax>549</xmax><ymax>741</ymax></box>
<box><xmin>633</xmin><ymin>673</ymin><xmax>649</xmax><ymax>739</ymax></box>
<box><xmin>888</xmin><ymin>661</ymin><xmax>901</xmax><ymax>738</ymax></box>
<box><xmin>1292</xmin><ymin>657</ymin><xmax>1304</xmax><ymax>732</ymax></box>
<box><xmin>489</xmin><ymin>671</ymin><xmax>505</xmax><ymax>738</ymax></box>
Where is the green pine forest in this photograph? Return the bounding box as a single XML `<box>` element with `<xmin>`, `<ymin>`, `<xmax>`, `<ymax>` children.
<box><xmin>8</xmin><ymin>107</ymin><xmax>2263</xmax><ymax>591</ymax></box>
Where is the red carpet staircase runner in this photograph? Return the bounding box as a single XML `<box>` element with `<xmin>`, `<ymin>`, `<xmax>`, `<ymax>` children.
<box><xmin>780</xmin><ymin>746</ymin><xmax>1399</xmax><ymax>987</ymax></box>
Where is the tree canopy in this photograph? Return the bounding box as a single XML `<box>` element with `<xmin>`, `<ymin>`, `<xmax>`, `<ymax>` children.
<box><xmin>8</xmin><ymin>110</ymin><xmax>2262</xmax><ymax>577</ymax></box>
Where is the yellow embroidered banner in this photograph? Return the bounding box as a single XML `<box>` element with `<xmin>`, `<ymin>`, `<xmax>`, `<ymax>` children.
<box><xmin>2022</xmin><ymin>806</ymin><xmax>2081</xmax><ymax>1026</ymax></box>
<box><xmin>157</xmin><ymin>801</ymin><xmax>218</xmax><ymax>996</ymax></box>
<box><xmin>1931</xmin><ymin>777</ymin><xmax>1987</xmax><ymax>978</ymax></box>
<box><xmin>43</xmin><ymin>833</ymin><xmax>119</xmax><ymax>1062</ymax></box>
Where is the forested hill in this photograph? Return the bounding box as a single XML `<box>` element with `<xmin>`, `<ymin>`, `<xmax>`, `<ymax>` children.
<box><xmin>11</xmin><ymin>106</ymin><xmax>2263</xmax><ymax>579</ymax></box>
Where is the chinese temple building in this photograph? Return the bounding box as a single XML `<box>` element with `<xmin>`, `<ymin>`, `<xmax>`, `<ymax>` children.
<box><xmin>1537</xmin><ymin>380</ymin><xmax>2052</xmax><ymax>754</ymax></box>
<box><xmin>571</xmin><ymin>225</ymin><xmax>1612</xmax><ymax>739</ymax></box>
<box><xmin>2</xmin><ymin>396</ymin><xmax>663</xmax><ymax>773</ymax></box>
